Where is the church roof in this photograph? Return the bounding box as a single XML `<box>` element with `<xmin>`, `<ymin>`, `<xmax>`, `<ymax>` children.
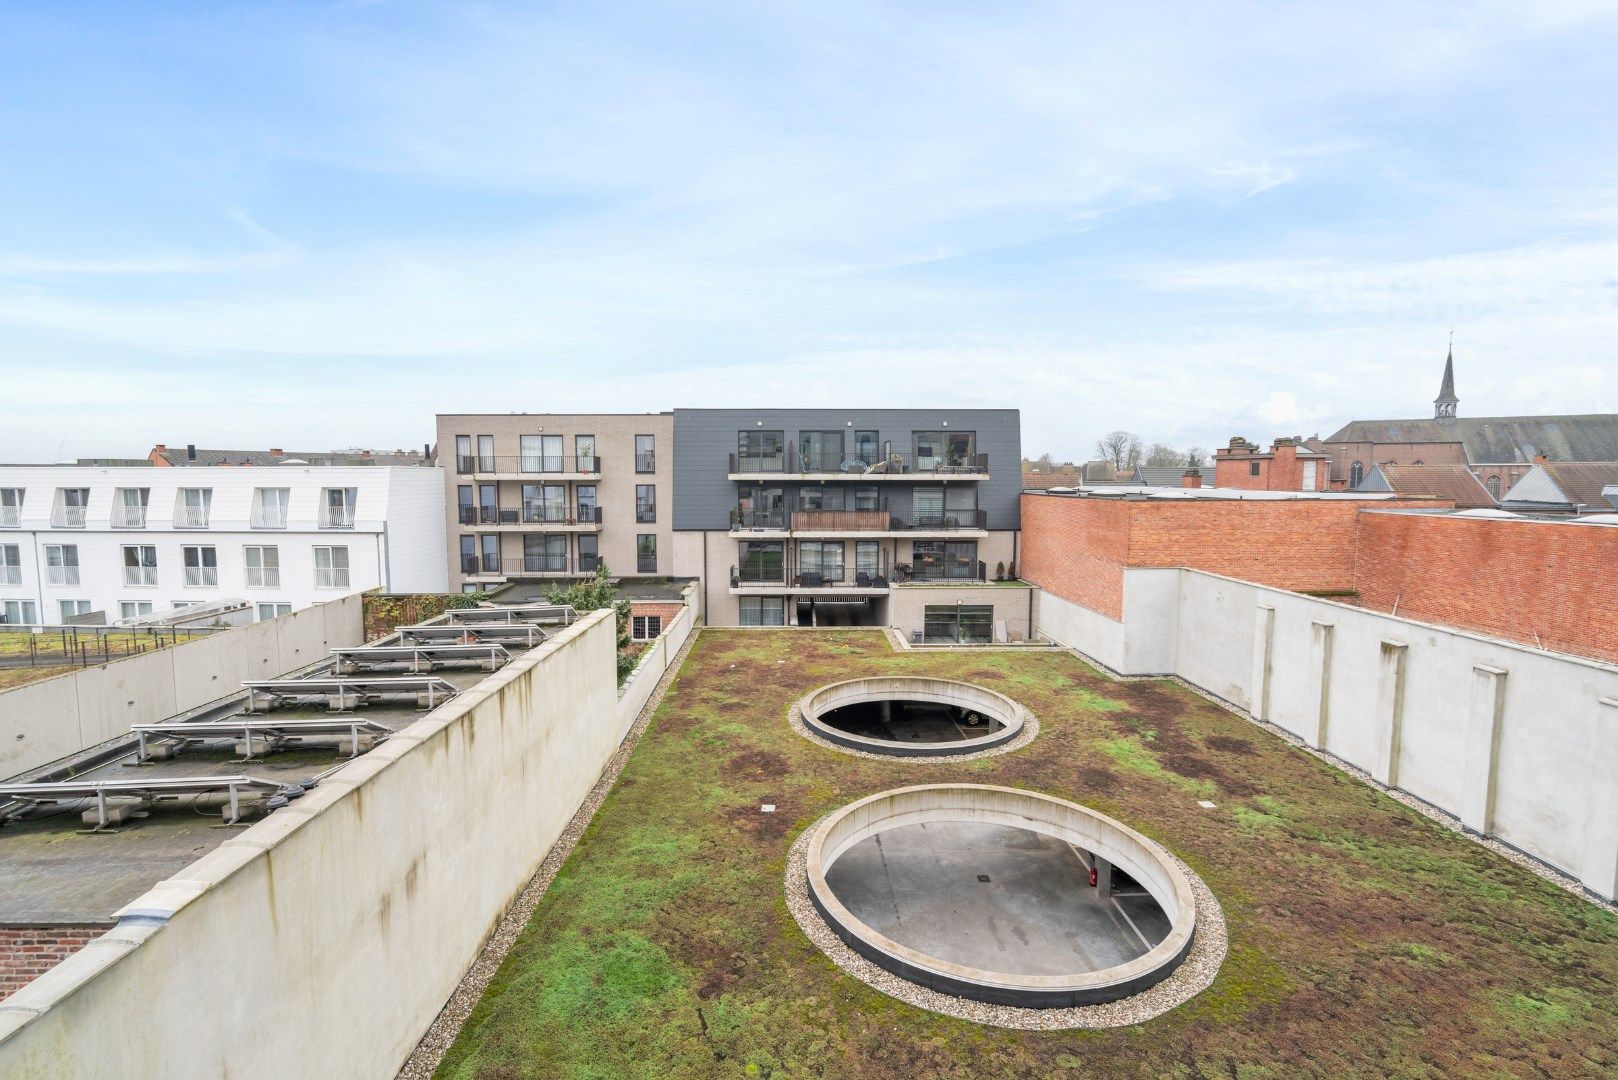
<box><xmin>1435</xmin><ymin>347</ymin><xmax>1458</xmax><ymax>405</ymax></box>
<box><xmin>1322</xmin><ymin>414</ymin><xmax>1618</xmax><ymax>464</ymax></box>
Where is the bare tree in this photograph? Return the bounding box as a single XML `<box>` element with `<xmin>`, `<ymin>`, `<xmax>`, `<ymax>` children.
<box><xmin>1185</xmin><ymin>447</ymin><xmax>1207</xmax><ymax>468</ymax></box>
<box><xmin>1144</xmin><ymin>443</ymin><xmax>1183</xmax><ymax>468</ymax></box>
<box><xmin>1094</xmin><ymin>431</ymin><xmax>1142</xmax><ymax>471</ymax></box>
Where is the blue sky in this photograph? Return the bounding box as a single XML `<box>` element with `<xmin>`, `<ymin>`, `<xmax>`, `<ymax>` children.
<box><xmin>2</xmin><ymin>1</ymin><xmax>1616</xmax><ymax>462</ymax></box>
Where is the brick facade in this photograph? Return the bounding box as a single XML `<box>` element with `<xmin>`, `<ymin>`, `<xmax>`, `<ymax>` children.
<box><xmin>1019</xmin><ymin>494</ymin><xmax>1129</xmax><ymax>618</ymax></box>
<box><xmin>1353</xmin><ymin>512</ymin><xmax>1618</xmax><ymax>663</ymax></box>
<box><xmin>0</xmin><ymin>926</ymin><xmax>104</xmax><ymax>1000</ymax></box>
<box><xmin>1213</xmin><ymin>437</ymin><xmax>1330</xmax><ymax>492</ymax></box>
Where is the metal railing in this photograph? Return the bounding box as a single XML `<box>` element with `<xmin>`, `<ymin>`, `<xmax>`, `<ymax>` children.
<box><xmin>462</xmin><ymin>553</ymin><xmax>601</xmax><ymax>578</ymax></box>
<box><xmin>730</xmin><ymin>554</ymin><xmax>892</xmax><ymax>589</ymax></box>
<box><xmin>731</xmin><ymin>508</ymin><xmax>787</xmax><ymax>530</ymax></box>
<box><xmin>52</xmin><ymin>507</ymin><xmax>87</xmax><ymax>528</ymax></box>
<box><xmin>174</xmin><ymin>508</ymin><xmax>210</xmax><ymax>528</ymax></box>
<box><xmin>460</xmin><ymin>505</ymin><xmax>603</xmax><ymax>525</ymax></box>
<box><xmin>111</xmin><ymin>505</ymin><xmax>149</xmax><ymax>528</ymax></box>
<box><xmin>899</xmin><ymin>558</ymin><xmax>988</xmax><ymax>583</ymax></box>
<box><xmin>457</xmin><ymin>455</ymin><xmax>603</xmax><ymax>475</ymax></box>
<box><xmin>729</xmin><ymin>447</ymin><xmax>989</xmax><ymax>476</ymax></box>
<box><xmin>892</xmin><ymin>509</ymin><xmax>989</xmax><ymax>531</ymax></box>
<box><xmin>635</xmin><ymin>451</ymin><xmax>655</xmax><ymax>472</ymax></box>
<box><xmin>249</xmin><ymin>507</ymin><xmax>288</xmax><ymax>529</ymax></box>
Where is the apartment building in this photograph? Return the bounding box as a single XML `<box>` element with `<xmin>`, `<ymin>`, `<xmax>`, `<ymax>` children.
<box><xmin>0</xmin><ymin>464</ymin><xmax>445</xmax><ymax>625</ymax></box>
<box><xmin>436</xmin><ymin>414</ymin><xmax>675</xmax><ymax>591</ymax></box>
<box><xmin>671</xmin><ymin>408</ymin><xmax>1030</xmax><ymax>640</ymax></box>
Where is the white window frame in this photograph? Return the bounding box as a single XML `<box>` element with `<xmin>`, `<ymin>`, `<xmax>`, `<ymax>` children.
<box><xmin>175</xmin><ymin>487</ymin><xmax>213</xmax><ymax>528</ymax></box>
<box><xmin>313</xmin><ymin>545</ymin><xmax>350</xmax><ymax>589</ymax></box>
<box><xmin>0</xmin><ymin>544</ymin><xmax>20</xmax><ymax>585</ymax></box>
<box><xmin>111</xmin><ymin>487</ymin><xmax>150</xmax><ymax>528</ymax></box>
<box><xmin>123</xmin><ymin>544</ymin><xmax>158</xmax><ymax>587</ymax></box>
<box><xmin>251</xmin><ymin>487</ymin><xmax>290</xmax><ymax>529</ymax></box>
<box><xmin>319</xmin><ymin>487</ymin><xmax>357</xmax><ymax>529</ymax></box>
<box><xmin>632</xmin><ymin>615</ymin><xmax>662</xmax><ymax>641</ymax></box>
<box><xmin>58</xmin><ymin>599</ymin><xmax>92</xmax><ymax>621</ymax></box>
<box><xmin>120</xmin><ymin>601</ymin><xmax>153</xmax><ymax>620</ymax></box>
<box><xmin>243</xmin><ymin>545</ymin><xmax>280</xmax><ymax>588</ymax></box>
<box><xmin>3</xmin><ymin>599</ymin><xmax>39</xmax><ymax>625</ymax></box>
<box><xmin>52</xmin><ymin>488</ymin><xmax>89</xmax><ymax>529</ymax></box>
<box><xmin>0</xmin><ymin>488</ymin><xmax>21</xmax><ymax>528</ymax></box>
<box><xmin>182</xmin><ymin>545</ymin><xmax>218</xmax><ymax>587</ymax></box>
<box><xmin>256</xmin><ymin>602</ymin><xmax>291</xmax><ymax>621</ymax></box>
<box><xmin>44</xmin><ymin>544</ymin><xmax>80</xmax><ymax>586</ymax></box>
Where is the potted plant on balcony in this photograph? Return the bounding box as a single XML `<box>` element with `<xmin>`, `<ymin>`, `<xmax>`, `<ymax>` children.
<box><xmin>1006</xmin><ymin>560</ymin><xmax>1016</xmax><ymax>581</ymax></box>
<box><xmin>995</xmin><ymin>560</ymin><xmax>1006</xmax><ymax>581</ymax></box>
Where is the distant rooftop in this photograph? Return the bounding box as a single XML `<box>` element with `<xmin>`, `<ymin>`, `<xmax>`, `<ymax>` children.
<box><xmin>1323</xmin><ymin>414</ymin><xmax>1618</xmax><ymax>464</ymax></box>
<box><xmin>1357</xmin><ymin>464</ymin><xmax>1497</xmax><ymax>509</ymax></box>
<box><xmin>1025</xmin><ymin>485</ymin><xmax>1406</xmax><ymax>502</ymax></box>
<box><xmin>150</xmin><ymin>443</ymin><xmax>433</xmax><ymax>467</ymax></box>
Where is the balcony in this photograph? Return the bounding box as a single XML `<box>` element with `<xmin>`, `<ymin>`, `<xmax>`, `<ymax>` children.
<box><xmin>460</xmin><ymin>553</ymin><xmax>602</xmax><ymax>580</ymax></box>
<box><xmin>459</xmin><ymin>505</ymin><xmax>603</xmax><ymax>529</ymax></box>
<box><xmin>790</xmin><ymin>510</ymin><xmax>891</xmax><ymax>532</ymax></box>
<box><xmin>730</xmin><ymin>508</ymin><xmax>787</xmax><ymax>532</ymax></box>
<box><xmin>728</xmin><ymin>447</ymin><xmax>989</xmax><ymax>480</ymax></box>
<box><xmin>729</xmin><ymin>558</ymin><xmax>891</xmax><ymax>593</ymax></box>
<box><xmin>896</xmin><ymin>558</ymin><xmax>988</xmax><ymax>584</ymax></box>
<box><xmin>52</xmin><ymin>507</ymin><xmax>87</xmax><ymax>529</ymax></box>
<box><xmin>456</xmin><ymin>454</ymin><xmax>603</xmax><ymax>479</ymax></box>
<box><xmin>733</xmin><ymin>508</ymin><xmax>990</xmax><ymax>537</ymax></box>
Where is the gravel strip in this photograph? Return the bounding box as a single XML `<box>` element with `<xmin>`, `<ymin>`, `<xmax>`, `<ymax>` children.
<box><xmin>782</xmin><ymin>810</ymin><xmax>1227</xmax><ymax>1030</ymax></box>
<box><xmin>788</xmin><ymin>699</ymin><xmax>1040</xmax><ymax>764</ymax></box>
<box><xmin>395</xmin><ymin>627</ymin><xmax>703</xmax><ymax>1080</ymax></box>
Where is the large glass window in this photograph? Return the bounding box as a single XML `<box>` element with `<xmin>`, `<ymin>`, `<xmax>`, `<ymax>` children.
<box><xmin>313</xmin><ymin>546</ymin><xmax>350</xmax><ymax>588</ymax></box>
<box><xmin>257</xmin><ymin>603</ymin><xmax>292</xmax><ymax>621</ymax></box>
<box><xmin>455</xmin><ymin>435</ymin><xmax>473</xmax><ymax>473</ymax></box>
<box><xmin>737</xmin><ymin>430</ymin><xmax>785</xmax><ymax>472</ymax></box>
<box><xmin>521</xmin><ymin>434</ymin><xmax>564</xmax><ymax>473</ymax></box>
<box><xmin>637</xmin><ymin>534</ymin><xmax>657</xmax><ymax>573</ymax></box>
<box><xmin>251</xmin><ymin>487</ymin><xmax>289</xmax><ymax>529</ymax></box>
<box><xmin>911</xmin><ymin>540</ymin><xmax>978</xmax><ymax>580</ymax></box>
<box><xmin>459</xmin><ymin>535</ymin><xmax>477</xmax><ymax>576</ymax></box>
<box><xmin>479</xmin><ymin>534</ymin><xmax>501</xmax><ymax>573</ymax></box>
<box><xmin>575</xmin><ymin>435</ymin><xmax>597</xmax><ymax>472</ymax></box>
<box><xmin>923</xmin><ymin>605</ymin><xmax>994</xmax><ymax>644</ymax></box>
<box><xmin>1</xmin><ymin>488</ymin><xmax>23</xmax><ymax>528</ymax></box>
<box><xmin>112</xmin><ymin>487</ymin><xmax>149</xmax><ymax>528</ymax></box>
<box><xmin>53</xmin><ymin>487</ymin><xmax>89</xmax><ymax>528</ymax></box>
<box><xmin>735</xmin><ymin>485</ymin><xmax>783</xmax><ymax>529</ymax></box>
<box><xmin>119</xmin><ymin>601</ymin><xmax>152</xmax><ymax>621</ymax></box>
<box><xmin>244</xmin><ymin>545</ymin><xmax>280</xmax><ymax>587</ymax></box>
<box><xmin>0</xmin><ymin>544</ymin><xmax>20</xmax><ymax>585</ymax></box>
<box><xmin>636</xmin><ymin>484</ymin><xmax>657</xmax><ymax>523</ymax></box>
<box><xmin>856</xmin><ymin>540</ymin><xmax>881</xmax><ymax>580</ymax></box>
<box><xmin>477</xmin><ymin>435</ymin><xmax>495</xmax><ymax>472</ymax></box>
<box><xmin>457</xmin><ymin>485</ymin><xmax>474</xmax><ymax>525</ymax></box>
<box><xmin>798</xmin><ymin>487</ymin><xmax>844</xmax><ymax>511</ymax></box>
<box><xmin>320</xmin><ymin>487</ymin><xmax>357</xmax><ymax>529</ymax></box>
<box><xmin>175</xmin><ymin>487</ymin><xmax>212</xmax><ymax>528</ymax></box>
<box><xmin>798</xmin><ymin>541</ymin><xmax>844</xmax><ymax>583</ymax></box>
<box><xmin>522</xmin><ymin>484</ymin><xmax>566</xmax><ymax>523</ymax></box>
<box><xmin>524</xmin><ymin>533</ymin><xmax>567</xmax><ymax>572</ymax></box>
<box><xmin>59</xmin><ymin>599</ymin><xmax>92</xmax><ymax>621</ymax></box>
<box><xmin>576</xmin><ymin>485</ymin><xmax>599</xmax><ymax>523</ymax></box>
<box><xmin>577</xmin><ymin>534</ymin><xmax>599</xmax><ymax>572</ymax></box>
<box><xmin>913</xmin><ymin>431</ymin><xmax>976</xmax><ymax>471</ymax></box>
<box><xmin>799</xmin><ymin>431</ymin><xmax>844</xmax><ymax>472</ymax></box>
<box><xmin>2</xmin><ymin>599</ymin><xmax>38</xmax><ymax>624</ymax></box>
<box><xmin>182</xmin><ymin>546</ymin><xmax>218</xmax><ymax>587</ymax></box>
<box><xmin>854</xmin><ymin>487</ymin><xmax>880</xmax><ymax>511</ymax></box>
<box><xmin>737</xmin><ymin>541</ymin><xmax>784</xmax><ymax>583</ymax></box>
<box><xmin>853</xmin><ymin>430</ymin><xmax>881</xmax><ymax>466</ymax></box>
<box><xmin>635</xmin><ymin>435</ymin><xmax>655</xmax><ymax>473</ymax></box>
<box><xmin>122</xmin><ymin>545</ymin><xmax>158</xmax><ymax>586</ymax></box>
<box><xmin>739</xmin><ymin>596</ymin><xmax>786</xmax><ymax>626</ymax></box>
<box><xmin>45</xmin><ymin>544</ymin><xmax>79</xmax><ymax>586</ymax></box>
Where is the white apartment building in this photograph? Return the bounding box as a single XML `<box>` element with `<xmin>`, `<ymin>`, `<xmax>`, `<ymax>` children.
<box><xmin>0</xmin><ymin>464</ymin><xmax>445</xmax><ymax>625</ymax></box>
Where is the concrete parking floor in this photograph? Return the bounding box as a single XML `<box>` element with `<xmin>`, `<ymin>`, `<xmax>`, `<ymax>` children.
<box><xmin>820</xmin><ymin>700</ymin><xmax>1005</xmax><ymax>744</ymax></box>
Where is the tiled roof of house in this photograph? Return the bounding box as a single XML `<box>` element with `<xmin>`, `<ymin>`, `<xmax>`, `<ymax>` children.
<box><xmin>1358</xmin><ymin>464</ymin><xmax>1495</xmax><ymax>508</ymax></box>
<box><xmin>1501</xmin><ymin>462</ymin><xmax>1618</xmax><ymax>510</ymax></box>
<box><xmin>1323</xmin><ymin>414</ymin><xmax>1618</xmax><ymax>464</ymax></box>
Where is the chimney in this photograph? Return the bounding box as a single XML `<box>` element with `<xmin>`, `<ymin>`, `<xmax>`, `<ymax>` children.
<box><xmin>1182</xmin><ymin>469</ymin><xmax>1203</xmax><ymax>489</ymax></box>
<box><xmin>361</xmin><ymin>449</ymin><xmax>372</xmax><ymax>458</ymax></box>
<box><xmin>154</xmin><ymin>443</ymin><xmax>166</xmax><ymax>453</ymax></box>
<box><xmin>270</xmin><ymin>448</ymin><xmax>283</xmax><ymax>457</ymax></box>
<box><xmin>186</xmin><ymin>444</ymin><xmax>196</xmax><ymax>461</ymax></box>
<box><xmin>1533</xmin><ymin>454</ymin><xmax>1549</xmax><ymax>465</ymax></box>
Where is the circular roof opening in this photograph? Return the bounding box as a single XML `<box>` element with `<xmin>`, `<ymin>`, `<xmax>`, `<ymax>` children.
<box><xmin>804</xmin><ymin>785</ymin><xmax>1202</xmax><ymax>1008</ymax></box>
<box><xmin>796</xmin><ymin>677</ymin><xmax>1029</xmax><ymax>758</ymax></box>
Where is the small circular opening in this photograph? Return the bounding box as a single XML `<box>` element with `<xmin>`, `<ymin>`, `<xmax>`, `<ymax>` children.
<box><xmin>796</xmin><ymin>677</ymin><xmax>1029</xmax><ymax>758</ymax></box>
<box><xmin>819</xmin><ymin>699</ymin><xmax>1005</xmax><ymax>745</ymax></box>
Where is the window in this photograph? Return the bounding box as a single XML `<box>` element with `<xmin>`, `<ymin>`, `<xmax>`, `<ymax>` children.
<box><xmin>635</xmin><ymin>435</ymin><xmax>655</xmax><ymax>473</ymax></box>
<box><xmin>175</xmin><ymin>487</ymin><xmax>212</xmax><ymax>528</ymax></box>
<box><xmin>2</xmin><ymin>600</ymin><xmax>38</xmax><ymax>624</ymax></box>
<box><xmin>635</xmin><ymin>484</ymin><xmax>657</xmax><ymax>523</ymax></box>
<box><xmin>457</xmin><ymin>485</ymin><xmax>475</xmax><ymax>525</ymax></box>
<box><xmin>320</xmin><ymin>487</ymin><xmax>357</xmax><ymax>529</ymax></box>
<box><xmin>1349</xmin><ymin>461</ymin><xmax>1365</xmax><ymax>488</ymax></box>
<box><xmin>455</xmin><ymin>435</ymin><xmax>473</xmax><ymax>474</ymax></box>
<box><xmin>313</xmin><ymin>546</ymin><xmax>350</xmax><ymax>588</ymax></box>
<box><xmin>478</xmin><ymin>483</ymin><xmax>500</xmax><ymax>524</ymax></box>
<box><xmin>0</xmin><ymin>488</ymin><xmax>21</xmax><ymax>528</ymax></box>
<box><xmin>120</xmin><ymin>601</ymin><xmax>153</xmax><ymax>620</ymax></box>
<box><xmin>737</xmin><ymin>430</ymin><xmax>785</xmax><ymax>472</ymax></box>
<box><xmin>459</xmin><ymin>535</ymin><xmax>477</xmax><ymax>576</ymax></box>
<box><xmin>59</xmin><ymin>599</ymin><xmax>92</xmax><ymax>621</ymax></box>
<box><xmin>739</xmin><ymin>596</ymin><xmax>785</xmax><ymax>626</ymax></box>
<box><xmin>523</xmin><ymin>533</ymin><xmax>567</xmax><ymax>573</ymax></box>
<box><xmin>854</xmin><ymin>487</ymin><xmax>881</xmax><ymax>512</ymax></box>
<box><xmin>637</xmin><ymin>533</ymin><xmax>657</xmax><ymax>574</ymax></box>
<box><xmin>519</xmin><ymin>434</ymin><xmax>563</xmax><ymax>473</ymax></box>
<box><xmin>0</xmin><ymin>544</ymin><xmax>19</xmax><ymax>585</ymax></box>
<box><xmin>856</xmin><ymin>540</ymin><xmax>881</xmax><ymax>579</ymax></box>
<box><xmin>1486</xmin><ymin>475</ymin><xmax>1502</xmax><ymax>500</ymax></box>
<box><xmin>1412</xmin><ymin>459</ymin><xmax>1424</xmax><ymax>466</ymax></box>
<box><xmin>735</xmin><ymin>485</ymin><xmax>783</xmax><ymax>529</ymax></box>
<box><xmin>798</xmin><ymin>487</ymin><xmax>844</xmax><ymax>511</ymax></box>
<box><xmin>53</xmin><ymin>487</ymin><xmax>89</xmax><ymax>528</ymax></box>
<box><xmin>257</xmin><ymin>603</ymin><xmax>292</xmax><ymax>621</ymax></box>
<box><xmin>477</xmin><ymin>435</ymin><xmax>495</xmax><ymax>472</ymax></box>
<box><xmin>854</xmin><ymin>430</ymin><xmax>881</xmax><ymax>466</ymax></box>
<box><xmin>576</xmin><ymin>485</ymin><xmax>599</xmax><ymax>524</ymax></box>
<box><xmin>911</xmin><ymin>540</ymin><xmax>978</xmax><ymax>580</ymax></box>
<box><xmin>1248</xmin><ymin>461</ymin><xmax>1261</xmax><ymax>477</ymax></box>
<box><xmin>923</xmin><ymin>605</ymin><xmax>994</xmax><ymax>644</ymax></box>
<box><xmin>737</xmin><ymin>540</ymin><xmax>784</xmax><ymax>583</ymax></box>
<box><xmin>45</xmin><ymin>544</ymin><xmax>80</xmax><ymax>585</ymax></box>
<box><xmin>123</xmin><ymin>545</ymin><xmax>157</xmax><ymax>586</ymax></box>
<box><xmin>798</xmin><ymin>431</ymin><xmax>843</xmax><ymax>472</ymax></box>
<box><xmin>111</xmin><ymin>487</ymin><xmax>150</xmax><ymax>528</ymax></box>
<box><xmin>911</xmin><ymin>486</ymin><xmax>974</xmax><ymax>526</ymax></box>
<box><xmin>251</xmin><ymin>487</ymin><xmax>290</xmax><ymax>529</ymax></box>
<box><xmin>632</xmin><ymin>615</ymin><xmax>662</xmax><ymax>641</ymax></box>
<box><xmin>798</xmin><ymin>540</ymin><xmax>844</xmax><ymax>582</ymax></box>
<box><xmin>522</xmin><ymin>484</ymin><xmax>566</xmax><ymax>523</ymax></box>
<box><xmin>913</xmin><ymin>431</ymin><xmax>975</xmax><ymax>470</ymax></box>
<box><xmin>575</xmin><ymin>435</ymin><xmax>597</xmax><ymax>472</ymax></box>
<box><xmin>244</xmin><ymin>546</ymin><xmax>280</xmax><ymax>587</ymax></box>
<box><xmin>480</xmin><ymin>534</ymin><xmax>501</xmax><ymax>573</ymax></box>
<box><xmin>578</xmin><ymin>534</ymin><xmax>599</xmax><ymax>572</ymax></box>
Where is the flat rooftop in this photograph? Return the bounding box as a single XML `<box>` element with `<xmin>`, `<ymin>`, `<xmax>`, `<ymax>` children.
<box><xmin>0</xmin><ymin>666</ymin><xmax>495</xmax><ymax>926</ymax></box>
<box><xmin>436</xmin><ymin>629</ymin><xmax>1618</xmax><ymax>1077</ymax></box>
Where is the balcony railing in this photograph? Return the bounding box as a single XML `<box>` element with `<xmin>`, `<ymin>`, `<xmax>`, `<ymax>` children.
<box><xmin>729</xmin><ymin>447</ymin><xmax>989</xmax><ymax>476</ymax></box>
<box><xmin>456</xmin><ymin>455</ymin><xmax>602</xmax><ymax>475</ymax></box>
<box><xmin>462</xmin><ymin>554</ymin><xmax>602</xmax><ymax>577</ymax></box>
<box><xmin>731</xmin><ymin>508</ymin><xmax>787</xmax><ymax>530</ymax></box>
<box><xmin>731</xmin><ymin>564</ymin><xmax>787</xmax><ymax>587</ymax></box>
<box><xmin>111</xmin><ymin>506</ymin><xmax>148</xmax><ymax>528</ymax></box>
<box><xmin>892</xmin><ymin>509</ymin><xmax>989</xmax><ymax>531</ymax></box>
<box><xmin>184</xmin><ymin>567</ymin><xmax>219</xmax><ymax>587</ymax></box>
<box><xmin>52</xmin><ymin>507</ymin><xmax>88</xmax><ymax>528</ymax></box>
<box><xmin>730</xmin><ymin>556</ymin><xmax>892</xmax><ymax>589</ymax></box>
<box><xmin>250</xmin><ymin>507</ymin><xmax>288</xmax><ymax>529</ymax></box>
<box><xmin>897</xmin><ymin>558</ymin><xmax>988</xmax><ymax>583</ymax></box>
<box><xmin>0</xmin><ymin>508</ymin><xmax>18</xmax><ymax>528</ymax></box>
<box><xmin>635</xmin><ymin>451</ymin><xmax>655</xmax><ymax>472</ymax></box>
<box><xmin>461</xmin><ymin>506</ymin><xmax>603</xmax><ymax>525</ymax></box>
<box><xmin>174</xmin><ymin>508</ymin><xmax>210</xmax><ymax>529</ymax></box>
<box><xmin>791</xmin><ymin>510</ymin><xmax>892</xmax><ymax>532</ymax></box>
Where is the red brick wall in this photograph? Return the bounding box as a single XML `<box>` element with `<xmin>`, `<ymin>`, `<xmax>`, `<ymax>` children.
<box><xmin>0</xmin><ymin>926</ymin><xmax>103</xmax><ymax>1000</ymax></box>
<box><xmin>1019</xmin><ymin>495</ymin><xmax>1129</xmax><ymax>618</ymax></box>
<box><xmin>629</xmin><ymin>602</ymin><xmax>683</xmax><ymax>634</ymax></box>
<box><xmin>1353</xmin><ymin>513</ymin><xmax>1618</xmax><ymax>663</ymax></box>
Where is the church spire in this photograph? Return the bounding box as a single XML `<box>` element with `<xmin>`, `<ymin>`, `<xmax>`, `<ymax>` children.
<box><xmin>1434</xmin><ymin>336</ymin><xmax>1458</xmax><ymax>422</ymax></box>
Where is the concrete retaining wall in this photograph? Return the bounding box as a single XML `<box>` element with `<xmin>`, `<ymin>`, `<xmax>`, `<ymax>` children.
<box><xmin>616</xmin><ymin>582</ymin><xmax>698</xmax><ymax>740</ymax></box>
<box><xmin>0</xmin><ymin>594</ymin><xmax>366</xmax><ymax>778</ymax></box>
<box><xmin>0</xmin><ymin>609</ymin><xmax>621</xmax><ymax>1079</ymax></box>
<box><xmin>1037</xmin><ymin>567</ymin><xmax>1618</xmax><ymax>901</ymax></box>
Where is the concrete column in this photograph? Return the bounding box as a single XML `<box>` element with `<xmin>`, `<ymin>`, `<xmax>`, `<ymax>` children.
<box><xmin>1091</xmin><ymin>856</ymin><xmax>1112</xmax><ymax>902</ymax></box>
<box><xmin>1308</xmin><ymin>621</ymin><xmax>1335</xmax><ymax>749</ymax></box>
<box><xmin>1459</xmin><ymin>666</ymin><xmax>1508</xmax><ymax>834</ymax></box>
<box><xmin>1584</xmin><ymin>699</ymin><xmax>1618</xmax><ymax>902</ymax></box>
<box><xmin>1371</xmin><ymin>640</ymin><xmax>1408</xmax><ymax>785</ymax></box>
<box><xmin>1249</xmin><ymin>603</ymin><xmax>1276</xmax><ymax>720</ymax></box>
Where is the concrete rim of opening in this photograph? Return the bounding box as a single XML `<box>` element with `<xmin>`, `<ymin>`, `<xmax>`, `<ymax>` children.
<box><xmin>794</xmin><ymin>677</ymin><xmax>1030</xmax><ymax>758</ymax></box>
<box><xmin>804</xmin><ymin>784</ymin><xmax>1201</xmax><ymax>1008</ymax></box>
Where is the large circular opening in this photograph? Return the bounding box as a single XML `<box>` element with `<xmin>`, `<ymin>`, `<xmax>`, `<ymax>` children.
<box><xmin>805</xmin><ymin>785</ymin><xmax>1200</xmax><ymax>1008</ymax></box>
<box><xmin>796</xmin><ymin>677</ymin><xmax>1028</xmax><ymax>757</ymax></box>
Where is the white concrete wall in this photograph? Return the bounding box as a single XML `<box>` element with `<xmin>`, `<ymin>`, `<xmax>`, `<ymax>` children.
<box><xmin>617</xmin><ymin>582</ymin><xmax>697</xmax><ymax>740</ymax></box>
<box><xmin>0</xmin><ymin>609</ymin><xmax>621</xmax><ymax>1079</ymax></box>
<box><xmin>1036</xmin><ymin>567</ymin><xmax>1618</xmax><ymax>900</ymax></box>
<box><xmin>0</xmin><ymin>594</ymin><xmax>365</xmax><ymax>778</ymax></box>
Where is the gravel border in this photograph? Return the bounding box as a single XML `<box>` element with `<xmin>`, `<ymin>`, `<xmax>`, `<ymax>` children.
<box><xmin>788</xmin><ymin>697</ymin><xmax>1040</xmax><ymax>764</ymax></box>
<box><xmin>395</xmin><ymin>627</ymin><xmax>703</xmax><ymax>1080</ymax></box>
<box><xmin>783</xmin><ymin>809</ymin><xmax>1228</xmax><ymax>1030</ymax></box>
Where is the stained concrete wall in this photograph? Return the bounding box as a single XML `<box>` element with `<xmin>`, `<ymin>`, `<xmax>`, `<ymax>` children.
<box><xmin>617</xmin><ymin>581</ymin><xmax>698</xmax><ymax>740</ymax></box>
<box><xmin>0</xmin><ymin>609</ymin><xmax>620</xmax><ymax>1079</ymax></box>
<box><xmin>1037</xmin><ymin>567</ymin><xmax>1618</xmax><ymax>901</ymax></box>
<box><xmin>0</xmin><ymin>593</ymin><xmax>366</xmax><ymax>779</ymax></box>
